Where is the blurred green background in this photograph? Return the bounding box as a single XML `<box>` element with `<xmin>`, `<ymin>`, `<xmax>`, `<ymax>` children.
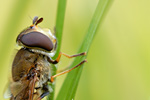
<box><xmin>0</xmin><ymin>0</ymin><xmax>150</xmax><ymax>100</ymax></box>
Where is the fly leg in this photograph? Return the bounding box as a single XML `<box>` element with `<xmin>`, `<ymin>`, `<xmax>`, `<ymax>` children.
<box><xmin>36</xmin><ymin>84</ymin><xmax>50</xmax><ymax>100</ymax></box>
<box><xmin>50</xmin><ymin>59</ymin><xmax>87</xmax><ymax>82</ymax></box>
<box><xmin>37</xmin><ymin>91</ymin><xmax>50</xmax><ymax>100</ymax></box>
<box><xmin>47</xmin><ymin>52</ymin><xmax>86</xmax><ymax>64</ymax></box>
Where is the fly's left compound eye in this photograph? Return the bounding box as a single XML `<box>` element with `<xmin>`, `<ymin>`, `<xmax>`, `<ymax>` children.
<box><xmin>20</xmin><ymin>31</ymin><xmax>53</xmax><ymax>51</ymax></box>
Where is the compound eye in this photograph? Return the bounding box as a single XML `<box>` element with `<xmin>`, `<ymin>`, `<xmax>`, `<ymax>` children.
<box><xmin>20</xmin><ymin>31</ymin><xmax>53</xmax><ymax>51</ymax></box>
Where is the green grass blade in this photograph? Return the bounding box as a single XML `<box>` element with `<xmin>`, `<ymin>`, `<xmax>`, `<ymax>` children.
<box><xmin>47</xmin><ymin>0</ymin><xmax>67</xmax><ymax>100</ymax></box>
<box><xmin>54</xmin><ymin>0</ymin><xmax>67</xmax><ymax>57</ymax></box>
<box><xmin>56</xmin><ymin>0</ymin><xmax>112</xmax><ymax>100</ymax></box>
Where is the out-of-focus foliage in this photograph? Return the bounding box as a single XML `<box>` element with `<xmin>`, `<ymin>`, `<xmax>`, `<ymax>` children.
<box><xmin>0</xmin><ymin>0</ymin><xmax>150</xmax><ymax>100</ymax></box>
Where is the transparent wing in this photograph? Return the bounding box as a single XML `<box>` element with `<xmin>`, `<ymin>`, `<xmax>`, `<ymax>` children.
<box><xmin>3</xmin><ymin>80</ymin><xmax>28</xmax><ymax>99</ymax></box>
<box><xmin>10</xmin><ymin>81</ymin><xmax>28</xmax><ymax>97</ymax></box>
<box><xmin>3</xmin><ymin>84</ymin><xmax>12</xmax><ymax>99</ymax></box>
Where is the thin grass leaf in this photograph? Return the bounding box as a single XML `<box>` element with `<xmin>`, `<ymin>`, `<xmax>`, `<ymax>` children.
<box><xmin>47</xmin><ymin>0</ymin><xmax>67</xmax><ymax>100</ymax></box>
<box><xmin>56</xmin><ymin>0</ymin><xmax>112</xmax><ymax>100</ymax></box>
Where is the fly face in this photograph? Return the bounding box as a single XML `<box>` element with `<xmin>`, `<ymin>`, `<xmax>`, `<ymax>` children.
<box><xmin>17</xmin><ymin>16</ymin><xmax>57</xmax><ymax>55</ymax></box>
<box><xmin>7</xmin><ymin>16</ymin><xmax>87</xmax><ymax>100</ymax></box>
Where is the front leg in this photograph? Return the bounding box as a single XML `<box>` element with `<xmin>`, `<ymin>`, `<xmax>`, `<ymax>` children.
<box><xmin>47</xmin><ymin>52</ymin><xmax>86</xmax><ymax>64</ymax></box>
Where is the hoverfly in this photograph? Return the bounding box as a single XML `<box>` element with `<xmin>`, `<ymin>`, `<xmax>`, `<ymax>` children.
<box><xmin>6</xmin><ymin>16</ymin><xmax>86</xmax><ymax>100</ymax></box>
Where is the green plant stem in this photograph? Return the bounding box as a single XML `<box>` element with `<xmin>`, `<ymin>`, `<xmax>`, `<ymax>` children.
<box><xmin>56</xmin><ymin>0</ymin><xmax>112</xmax><ymax>100</ymax></box>
<box><xmin>47</xmin><ymin>0</ymin><xmax>67</xmax><ymax>100</ymax></box>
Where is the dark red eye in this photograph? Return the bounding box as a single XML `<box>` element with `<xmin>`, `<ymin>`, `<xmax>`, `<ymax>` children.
<box><xmin>20</xmin><ymin>31</ymin><xmax>53</xmax><ymax>51</ymax></box>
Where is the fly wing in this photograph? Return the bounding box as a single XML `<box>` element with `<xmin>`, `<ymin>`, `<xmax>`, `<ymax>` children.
<box><xmin>3</xmin><ymin>83</ymin><xmax>12</xmax><ymax>99</ymax></box>
<box><xmin>10</xmin><ymin>80</ymin><xmax>29</xmax><ymax>97</ymax></box>
<box><xmin>3</xmin><ymin>80</ymin><xmax>29</xmax><ymax>99</ymax></box>
<box><xmin>10</xmin><ymin>48</ymin><xmax>39</xmax><ymax>100</ymax></box>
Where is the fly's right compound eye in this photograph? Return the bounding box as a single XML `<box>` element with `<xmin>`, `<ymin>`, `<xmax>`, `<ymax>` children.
<box><xmin>19</xmin><ymin>31</ymin><xmax>54</xmax><ymax>51</ymax></box>
<box><xmin>16</xmin><ymin>16</ymin><xmax>57</xmax><ymax>53</ymax></box>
